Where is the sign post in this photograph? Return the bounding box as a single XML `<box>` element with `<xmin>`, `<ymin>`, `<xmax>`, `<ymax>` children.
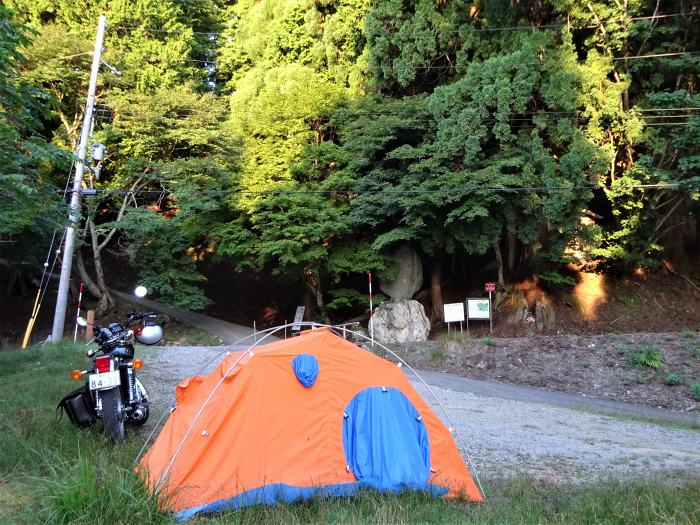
<box><xmin>292</xmin><ymin>306</ymin><xmax>305</xmax><ymax>336</ymax></box>
<box><xmin>73</xmin><ymin>282</ymin><xmax>84</xmax><ymax>343</ymax></box>
<box><xmin>368</xmin><ymin>272</ymin><xmax>374</xmax><ymax>346</ymax></box>
<box><xmin>466</xmin><ymin>298</ymin><xmax>491</xmax><ymax>335</ymax></box>
<box><xmin>443</xmin><ymin>303</ymin><xmax>465</xmax><ymax>334</ymax></box>
<box><xmin>484</xmin><ymin>282</ymin><xmax>496</xmax><ymax>333</ymax></box>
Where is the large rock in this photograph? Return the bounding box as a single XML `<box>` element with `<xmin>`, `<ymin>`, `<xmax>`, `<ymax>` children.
<box><xmin>379</xmin><ymin>245</ymin><xmax>423</xmax><ymax>300</ymax></box>
<box><xmin>371</xmin><ymin>300</ymin><xmax>430</xmax><ymax>344</ymax></box>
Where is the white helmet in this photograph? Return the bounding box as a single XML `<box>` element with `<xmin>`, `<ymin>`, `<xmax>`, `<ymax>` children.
<box><xmin>135</xmin><ymin>324</ymin><xmax>163</xmax><ymax>345</ymax></box>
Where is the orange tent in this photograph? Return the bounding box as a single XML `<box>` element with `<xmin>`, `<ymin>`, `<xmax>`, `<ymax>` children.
<box><xmin>138</xmin><ymin>329</ymin><xmax>483</xmax><ymax>520</ymax></box>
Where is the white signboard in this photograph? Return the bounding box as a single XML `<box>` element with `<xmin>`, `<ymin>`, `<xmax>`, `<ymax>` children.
<box><xmin>292</xmin><ymin>306</ymin><xmax>305</xmax><ymax>331</ymax></box>
<box><xmin>443</xmin><ymin>303</ymin><xmax>465</xmax><ymax>323</ymax></box>
<box><xmin>467</xmin><ymin>298</ymin><xmax>490</xmax><ymax>320</ymax></box>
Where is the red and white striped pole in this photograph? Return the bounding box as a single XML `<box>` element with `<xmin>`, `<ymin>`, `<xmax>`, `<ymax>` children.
<box><xmin>368</xmin><ymin>272</ymin><xmax>374</xmax><ymax>345</ymax></box>
<box><xmin>73</xmin><ymin>282</ymin><xmax>84</xmax><ymax>343</ymax></box>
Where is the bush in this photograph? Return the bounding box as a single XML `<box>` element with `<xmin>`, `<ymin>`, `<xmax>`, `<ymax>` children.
<box><xmin>665</xmin><ymin>373</ymin><xmax>681</xmax><ymax>386</ymax></box>
<box><xmin>624</xmin><ymin>346</ymin><xmax>663</xmax><ymax>369</ymax></box>
<box><xmin>691</xmin><ymin>383</ymin><xmax>700</xmax><ymax>401</ymax></box>
<box><xmin>429</xmin><ymin>349</ymin><xmax>445</xmax><ymax>365</ymax></box>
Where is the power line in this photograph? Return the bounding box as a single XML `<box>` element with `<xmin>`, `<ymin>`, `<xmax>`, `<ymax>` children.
<box><xmin>109</xmin><ymin>12</ymin><xmax>695</xmax><ymax>38</ymax></box>
<box><xmin>167</xmin><ymin>50</ymin><xmax>700</xmax><ymax>70</ymax></box>
<box><xmin>91</xmin><ymin>105</ymin><xmax>700</xmax><ymax>119</ymax></box>
<box><xmin>612</xmin><ymin>51</ymin><xmax>700</xmax><ymax>60</ymax></box>
<box><xmin>90</xmin><ymin>110</ymin><xmax>700</xmax><ymax>128</ymax></box>
<box><xmin>379</xmin><ymin>50</ymin><xmax>700</xmax><ymax>69</ymax></box>
<box><xmin>46</xmin><ymin>51</ymin><xmax>94</xmax><ymax>62</ymax></box>
<box><xmin>63</xmin><ymin>182</ymin><xmax>689</xmax><ymax>198</ymax></box>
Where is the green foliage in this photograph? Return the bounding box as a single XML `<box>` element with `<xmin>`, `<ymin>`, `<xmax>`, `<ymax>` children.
<box><xmin>0</xmin><ymin>343</ymin><xmax>168</xmax><ymax>524</ymax></box>
<box><xmin>690</xmin><ymin>346</ymin><xmax>700</xmax><ymax>359</ymax></box>
<box><xmin>96</xmin><ymin>85</ymin><xmax>237</xmax><ymax>310</ymax></box>
<box><xmin>665</xmin><ymin>373</ymin><xmax>681</xmax><ymax>386</ymax></box>
<box><xmin>218</xmin><ymin>0</ymin><xmax>369</xmax><ymax>92</ymax></box>
<box><xmin>0</xmin><ymin>7</ymin><xmax>67</xmax><ymax>263</ymax></box>
<box><xmin>440</xmin><ymin>331</ymin><xmax>468</xmax><ymax>344</ymax></box>
<box><xmin>4</xmin><ymin>0</ymin><xmax>700</xmax><ymax>316</ymax></box>
<box><xmin>429</xmin><ymin>348</ymin><xmax>445</xmax><ymax>365</ymax></box>
<box><xmin>324</xmin><ymin>33</ymin><xmax>608</xmax><ymax>284</ymax></box>
<box><xmin>691</xmin><ymin>383</ymin><xmax>700</xmax><ymax>401</ymax></box>
<box><xmin>326</xmin><ymin>288</ymin><xmax>386</xmax><ymax>312</ymax></box>
<box><xmin>624</xmin><ymin>346</ymin><xmax>664</xmax><ymax>369</ymax></box>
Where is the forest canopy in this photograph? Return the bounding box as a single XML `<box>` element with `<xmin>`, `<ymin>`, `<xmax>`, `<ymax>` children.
<box><xmin>1</xmin><ymin>0</ymin><xmax>698</xmax><ymax>321</ymax></box>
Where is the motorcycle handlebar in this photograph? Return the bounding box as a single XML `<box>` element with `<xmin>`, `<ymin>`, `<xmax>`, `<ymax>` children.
<box><xmin>127</xmin><ymin>311</ymin><xmax>156</xmax><ymax>322</ymax></box>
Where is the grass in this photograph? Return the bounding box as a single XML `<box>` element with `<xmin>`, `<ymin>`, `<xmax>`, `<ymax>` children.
<box><xmin>570</xmin><ymin>405</ymin><xmax>700</xmax><ymax>432</ymax></box>
<box><xmin>0</xmin><ymin>343</ymin><xmax>168</xmax><ymax>524</ymax></box>
<box><xmin>440</xmin><ymin>331</ymin><xmax>469</xmax><ymax>344</ymax></box>
<box><xmin>189</xmin><ymin>477</ymin><xmax>700</xmax><ymax>524</ymax></box>
<box><xmin>429</xmin><ymin>348</ymin><xmax>446</xmax><ymax>365</ymax></box>
<box><xmin>161</xmin><ymin>322</ymin><xmax>223</xmax><ymax>346</ymax></box>
<box><xmin>1</xmin><ymin>344</ymin><xmax>699</xmax><ymax>524</ymax></box>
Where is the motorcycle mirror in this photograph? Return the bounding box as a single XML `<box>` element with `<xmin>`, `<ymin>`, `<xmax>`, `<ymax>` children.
<box><xmin>134</xmin><ymin>285</ymin><xmax>148</xmax><ymax>298</ymax></box>
<box><xmin>77</xmin><ymin>316</ymin><xmax>88</xmax><ymax>327</ymax></box>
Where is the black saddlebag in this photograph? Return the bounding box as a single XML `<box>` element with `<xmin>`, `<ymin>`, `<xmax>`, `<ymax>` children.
<box><xmin>57</xmin><ymin>385</ymin><xmax>96</xmax><ymax>427</ymax></box>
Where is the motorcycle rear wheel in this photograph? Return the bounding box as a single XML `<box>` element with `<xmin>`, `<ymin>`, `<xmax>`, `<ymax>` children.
<box><xmin>101</xmin><ymin>387</ymin><xmax>125</xmax><ymax>443</ymax></box>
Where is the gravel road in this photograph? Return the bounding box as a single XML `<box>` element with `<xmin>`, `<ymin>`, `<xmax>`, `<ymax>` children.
<box><xmin>138</xmin><ymin>345</ymin><xmax>700</xmax><ymax>482</ymax></box>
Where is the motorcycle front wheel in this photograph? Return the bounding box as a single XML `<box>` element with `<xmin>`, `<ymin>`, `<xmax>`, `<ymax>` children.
<box><xmin>101</xmin><ymin>387</ymin><xmax>125</xmax><ymax>443</ymax></box>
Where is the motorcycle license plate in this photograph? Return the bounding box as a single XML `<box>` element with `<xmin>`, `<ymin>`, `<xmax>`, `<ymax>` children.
<box><xmin>88</xmin><ymin>370</ymin><xmax>121</xmax><ymax>391</ymax></box>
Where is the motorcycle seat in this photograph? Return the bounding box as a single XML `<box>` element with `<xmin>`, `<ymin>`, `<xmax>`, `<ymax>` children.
<box><xmin>111</xmin><ymin>347</ymin><xmax>134</xmax><ymax>359</ymax></box>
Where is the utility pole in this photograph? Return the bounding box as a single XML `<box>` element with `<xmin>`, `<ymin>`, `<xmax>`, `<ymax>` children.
<box><xmin>51</xmin><ymin>15</ymin><xmax>107</xmax><ymax>342</ymax></box>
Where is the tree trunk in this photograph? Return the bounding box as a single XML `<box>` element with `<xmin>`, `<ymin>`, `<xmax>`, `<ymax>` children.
<box><xmin>507</xmin><ymin>232</ymin><xmax>517</xmax><ymax>275</ymax></box>
<box><xmin>76</xmin><ymin>248</ymin><xmax>101</xmax><ymax>299</ymax></box>
<box><xmin>493</xmin><ymin>243</ymin><xmax>505</xmax><ymax>287</ymax></box>
<box><xmin>302</xmin><ymin>288</ymin><xmax>316</xmax><ymax>322</ymax></box>
<box><xmin>88</xmin><ymin>216</ymin><xmax>114</xmax><ymax>317</ymax></box>
<box><xmin>304</xmin><ymin>267</ymin><xmax>330</xmax><ymax>324</ymax></box>
<box><xmin>429</xmin><ymin>255</ymin><xmax>444</xmax><ymax>324</ymax></box>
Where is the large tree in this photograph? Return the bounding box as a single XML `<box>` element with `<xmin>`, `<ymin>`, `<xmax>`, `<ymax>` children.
<box><xmin>0</xmin><ymin>7</ymin><xmax>66</xmax><ymax>269</ymax></box>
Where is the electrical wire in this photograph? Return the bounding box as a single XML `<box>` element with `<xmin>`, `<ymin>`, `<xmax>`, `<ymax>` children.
<box><xmin>90</xmin><ymin>106</ymin><xmax>700</xmax><ymax>122</ymax></box>
<box><xmin>60</xmin><ymin>182</ymin><xmax>690</xmax><ymax>199</ymax></box>
<box><xmin>110</xmin><ymin>12</ymin><xmax>696</xmax><ymax>38</ymax></box>
<box><xmin>21</xmin><ymin>156</ymin><xmax>76</xmax><ymax>348</ymax></box>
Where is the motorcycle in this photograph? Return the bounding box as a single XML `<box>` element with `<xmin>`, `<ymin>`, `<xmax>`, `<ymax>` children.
<box><xmin>58</xmin><ymin>286</ymin><xmax>163</xmax><ymax>443</ymax></box>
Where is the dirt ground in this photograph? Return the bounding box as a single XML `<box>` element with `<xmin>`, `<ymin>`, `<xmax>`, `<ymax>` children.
<box><xmin>390</xmin><ymin>332</ymin><xmax>700</xmax><ymax>411</ymax></box>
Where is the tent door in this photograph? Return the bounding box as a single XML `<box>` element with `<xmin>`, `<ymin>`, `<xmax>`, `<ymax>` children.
<box><xmin>342</xmin><ymin>387</ymin><xmax>431</xmax><ymax>490</ymax></box>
